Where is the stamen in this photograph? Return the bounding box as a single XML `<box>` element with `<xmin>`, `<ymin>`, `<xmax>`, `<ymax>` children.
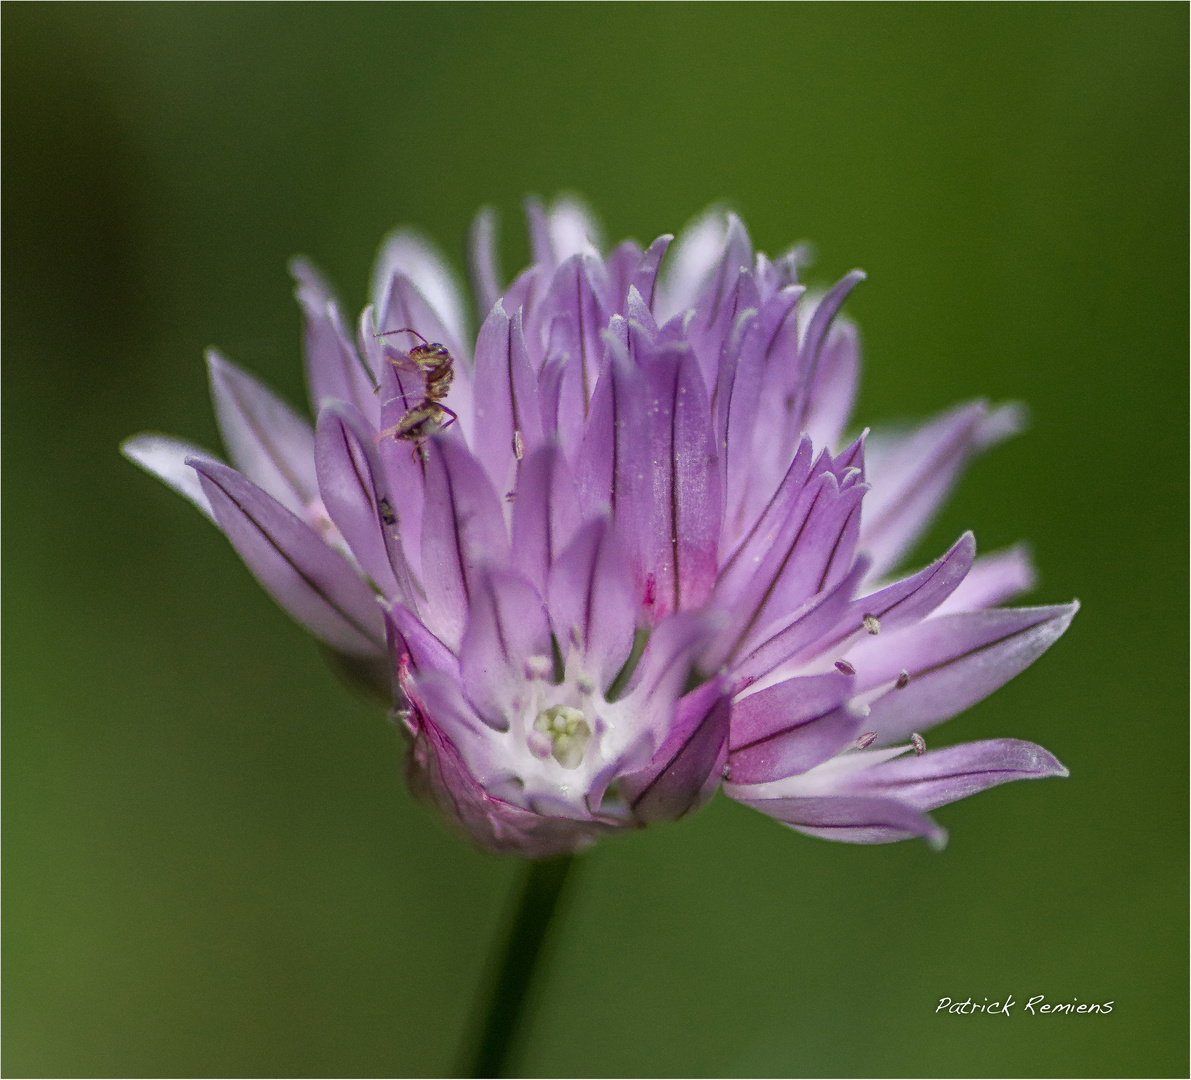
<box><xmin>854</xmin><ymin>731</ymin><xmax>877</xmax><ymax>749</ymax></box>
<box><xmin>911</xmin><ymin>732</ymin><xmax>926</xmax><ymax>756</ymax></box>
<box><xmin>835</xmin><ymin>659</ymin><xmax>856</xmax><ymax>675</ymax></box>
<box><xmin>378</xmin><ymin>497</ymin><xmax>397</xmax><ymax>526</ymax></box>
<box><xmin>895</xmin><ymin>669</ymin><xmax>910</xmax><ymax>689</ymax></box>
<box><xmin>862</xmin><ymin>613</ymin><xmax>881</xmax><ymax>635</ymax></box>
<box><xmin>513</xmin><ymin>429</ymin><xmax>524</xmax><ymax>460</ymax></box>
<box><xmin>533</xmin><ymin>705</ymin><xmax>592</xmax><ymax>769</ymax></box>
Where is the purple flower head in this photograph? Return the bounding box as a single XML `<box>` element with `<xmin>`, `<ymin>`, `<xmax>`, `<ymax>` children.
<box><xmin>123</xmin><ymin>197</ymin><xmax>1075</xmax><ymax>858</ymax></box>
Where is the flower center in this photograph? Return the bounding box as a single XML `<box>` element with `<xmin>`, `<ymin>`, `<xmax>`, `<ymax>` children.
<box><xmin>530</xmin><ymin>705</ymin><xmax>592</xmax><ymax>770</ymax></box>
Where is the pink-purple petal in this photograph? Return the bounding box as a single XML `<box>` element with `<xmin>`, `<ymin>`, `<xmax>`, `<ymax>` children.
<box><xmin>192</xmin><ymin>458</ymin><xmax>384</xmax><ymax>656</ymax></box>
<box><xmin>842</xmin><ymin>531</ymin><xmax>976</xmax><ymax>637</ymax></box>
<box><xmin>624</xmin><ymin>341</ymin><xmax>722</xmax><ymax>618</ymax></box>
<box><xmin>934</xmin><ymin>544</ymin><xmax>1037</xmax><ymax>615</ymax></box>
<box><xmin>802</xmin><ymin>318</ymin><xmax>860</xmax><ymax>452</ymax></box>
<box><xmin>121</xmin><ymin>434</ymin><xmax>219</xmax><ymax>523</ymax></box>
<box><xmin>468</xmin><ymin>207</ymin><xmax>502</xmax><ymax>319</ymax></box>
<box><xmin>629</xmin><ymin>234</ymin><xmax>673</xmax><ymax>313</ymax></box>
<box><xmin>736</xmin><ymin>793</ymin><xmax>947</xmax><ymax>848</ymax></box>
<box><xmin>314</xmin><ymin>401</ymin><xmax>411</xmax><ymax>603</ymax></box>
<box><xmin>418</xmin><ymin>437</ymin><xmax>511</xmax><ymax>651</ymax></box>
<box><xmin>727</xmin><ymin>672</ymin><xmax>859</xmax><ymax>784</ymax></box>
<box><xmin>842</xmin><ymin>738</ymin><xmax>1068</xmax><ymax>811</ymax></box>
<box><xmin>546</xmin><ymin>516</ymin><xmax>637</xmax><ymax>692</ymax></box>
<box><xmin>460</xmin><ymin>569</ymin><xmax>550</xmax><ymax>730</ymax></box>
<box><xmin>291</xmin><ymin>258</ymin><xmax>379</xmax><ymax>424</ymax></box>
<box><xmin>862</xmin><ymin>400</ymin><xmax>1025</xmax><ymax>577</ymax></box>
<box><xmin>385</xmin><ymin>604</ymin><xmax>459</xmax><ymax>680</ymax></box>
<box><xmin>370</xmin><ymin>229</ymin><xmax>470</xmax><ymax>355</ymax></box>
<box><xmin>511</xmin><ymin>442</ymin><xmax>582</xmax><ymax>597</ymax></box>
<box><xmin>206</xmin><ymin>350</ymin><xmax>319</xmax><ymax>518</ymax></box>
<box><xmin>605</xmin><ymin>239</ymin><xmax>645</xmax><ymax>314</ymax></box>
<box><xmin>576</xmin><ymin>347</ymin><xmax>641</xmax><ymax>519</ymax></box>
<box><xmin>849</xmin><ymin>602</ymin><xmax>1079</xmax><ymax>742</ymax></box>
<box><xmin>472</xmin><ymin>302</ymin><xmax>544</xmax><ymax>489</ymax></box>
<box><xmin>621</xmin><ymin>678</ymin><xmax>732</xmax><ymax>823</ymax></box>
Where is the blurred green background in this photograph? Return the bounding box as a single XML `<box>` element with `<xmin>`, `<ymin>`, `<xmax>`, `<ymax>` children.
<box><xmin>4</xmin><ymin>4</ymin><xmax>1186</xmax><ymax>1077</ymax></box>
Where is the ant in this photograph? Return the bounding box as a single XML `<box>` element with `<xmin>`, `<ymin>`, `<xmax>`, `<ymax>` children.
<box><xmin>375</xmin><ymin>328</ymin><xmax>457</xmax><ymax>459</ymax></box>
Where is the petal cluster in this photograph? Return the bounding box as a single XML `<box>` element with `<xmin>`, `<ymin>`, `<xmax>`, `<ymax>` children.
<box><xmin>124</xmin><ymin>198</ymin><xmax>1075</xmax><ymax>857</ymax></box>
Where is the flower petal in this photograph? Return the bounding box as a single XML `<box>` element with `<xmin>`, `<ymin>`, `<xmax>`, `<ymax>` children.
<box><xmin>373</xmin><ymin>368</ymin><xmax>428</xmax><ymax>581</ymax></box>
<box><xmin>623</xmin><ymin>341</ymin><xmax>723</xmax><ymax>619</ymax></box>
<box><xmin>511</xmin><ymin>442</ymin><xmax>582</xmax><ymax>597</ymax></box>
<box><xmin>121</xmin><ymin>434</ymin><xmax>218</xmax><ymax>522</ymax></box>
<box><xmin>719</xmin><ymin>287</ymin><xmax>804</xmax><ymax>539</ymax></box>
<box><xmin>547</xmin><ymin>516</ymin><xmax>637</xmax><ymax>693</ymax></box>
<box><xmin>524</xmin><ymin>195</ymin><xmax>554</xmax><ymax>270</ymax></box>
<box><xmin>802</xmin><ymin>317</ymin><xmax>860</xmax><ymax>453</ymax></box>
<box><xmin>729</xmin><ymin>705</ymin><xmax>862</xmax><ymax>786</ymax></box>
<box><xmin>619</xmin><ymin>612</ymin><xmax>710</xmax><ymax>743</ymax></box>
<box><xmin>605</xmin><ymin>239</ymin><xmax>644</xmax><ymax>314</ymax></box>
<box><xmin>654</xmin><ymin>207</ymin><xmax>731</xmax><ymax>325</ymax></box>
<box><xmin>191</xmin><ymin>458</ymin><xmax>384</xmax><ymax>656</ymax></box>
<box><xmin>385</xmin><ymin>604</ymin><xmax>459</xmax><ymax>680</ymax></box>
<box><xmin>468</xmin><ymin>207</ymin><xmax>502</xmax><ymax>319</ymax></box>
<box><xmin>727</xmin><ymin>669</ymin><xmax>861</xmax><ymax>783</ymax></box>
<box><xmin>792</xmin><ymin>271</ymin><xmax>865</xmax><ymax>432</ymax></box>
<box><xmin>847</xmin><ymin>602</ymin><xmax>1079</xmax><ymax>742</ymax></box>
<box><xmin>840</xmin><ymin>531</ymin><xmax>976</xmax><ymax>639</ymax></box>
<box><xmin>548</xmin><ymin>194</ymin><xmax>604</xmax><ymax>262</ymax></box>
<box><xmin>314</xmin><ymin>400</ymin><xmax>413</xmax><ymax>604</ymax></box>
<box><xmin>576</xmin><ymin>345</ymin><xmax>642</xmax><ymax>518</ymax></box>
<box><xmin>717</xmin><ymin>435</ymin><xmax>814</xmax><ymax>591</ymax></box>
<box><xmin>621</xmin><ymin>677</ymin><xmax>731</xmax><ymax>823</ymax></box>
<box><xmin>419</xmin><ymin>437</ymin><xmax>510</xmax><ymax>651</ymax></box>
<box><xmin>291</xmin><ymin>258</ymin><xmax>378</xmax><ymax>424</ymax></box>
<box><xmin>528</xmin><ymin>251</ymin><xmax>610</xmax><ymax>413</ymax></box>
<box><xmin>629</xmin><ymin>234</ymin><xmax>673</xmax><ymax>313</ymax></box>
<box><xmin>717</xmin><ymin>470</ymin><xmax>865</xmax><ymax>664</ymax></box>
<box><xmin>728</xmin><ymin>559</ymin><xmax>868</xmax><ymax>683</ymax></box>
<box><xmin>843</xmin><ymin>738</ymin><xmax>1069</xmax><ymax>811</ymax></box>
<box><xmin>732</xmin><ymin>793</ymin><xmax>947</xmax><ymax>848</ymax></box>
<box><xmin>472</xmin><ymin>302</ymin><xmax>543</xmax><ymax>491</ymax></box>
<box><xmin>206</xmin><ymin>350</ymin><xmax>319</xmax><ymax>518</ymax></box>
<box><xmin>370</xmin><ymin>229</ymin><xmax>470</xmax><ymax>355</ymax></box>
<box><xmin>460</xmin><ymin>568</ymin><xmax>550</xmax><ymax>730</ymax></box>
<box><xmin>862</xmin><ymin>400</ymin><xmax>1025</xmax><ymax>577</ymax></box>
<box><xmin>933</xmin><ymin>544</ymin><xmax>1036</xmax><ymax>615</ymax></box>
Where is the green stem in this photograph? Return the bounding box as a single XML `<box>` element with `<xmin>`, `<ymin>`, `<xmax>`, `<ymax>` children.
<box><xmin>459</xmin><ymin>853</ymin><xmax>578</xmax><ymax>1078</ymax></box>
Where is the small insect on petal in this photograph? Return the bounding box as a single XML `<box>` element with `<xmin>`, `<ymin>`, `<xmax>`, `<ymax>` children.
<box><xmin>513</xmin><ymin>429</ymin><xmax>525</xmax><ymax>460</ymax></box>
<box><xmin>911</xmin><ymin>732</ymin><xmax>926</xmax><ymax>756</ymax></box>
<box><xmin>863</xmin><ymin>613</ymin><xmax>881</xmax><ymax>635</ymax></box>
<box><xmin>854</xmin><ymin>731</ymin><xmax>877</xmax><ymax>749</ymax></box>
<box><xmin>896</xmin><ymin>669</ymin><xmax>910</xmax><ymax>689</ymax></box>
<box><xmin>835</xmin><ymin>659</ymin><xmax>856</xmax><ymax>675</ymax></box>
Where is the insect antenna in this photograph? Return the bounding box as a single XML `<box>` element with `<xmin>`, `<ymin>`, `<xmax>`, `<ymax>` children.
<box><xmin>377</xmin><ymin>326</ymin><xmax>429</xmax><ymax>345</ymax></box>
